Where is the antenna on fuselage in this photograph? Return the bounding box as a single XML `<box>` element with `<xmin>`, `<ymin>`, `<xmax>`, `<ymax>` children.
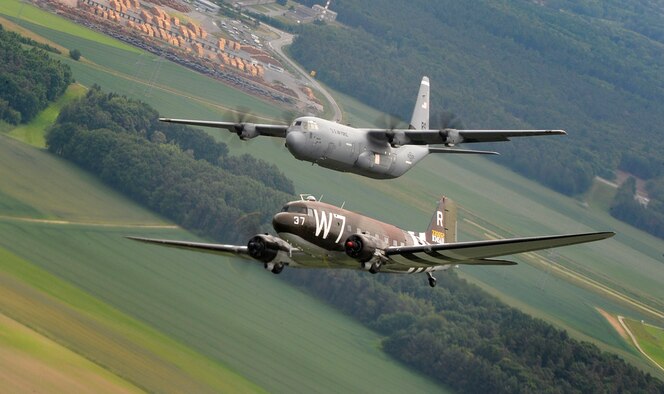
<box><xmin>340</xmin><ymin>201</ymin><xmax>346</xmax><ymax>209</ymax></box>
<box><xmin>299</xmin><ymin>194</ymin><xmax>318</xmax><ymax>201</ymax></box>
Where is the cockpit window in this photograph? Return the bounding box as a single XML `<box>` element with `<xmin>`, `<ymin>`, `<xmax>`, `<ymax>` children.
<box><xmin>281</xmin><ymin>204</ymin><xmax>307</xmax><ymax>214</ymax></box>
<box><xmin>292</xmin><ymin>120</ymin><xmax>319</xmax><ymax>130</ymax></box>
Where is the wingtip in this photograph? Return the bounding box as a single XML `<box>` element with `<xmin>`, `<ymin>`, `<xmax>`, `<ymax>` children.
<box><xmin>158</xmin><ymin>117</ymin><xmax>171</xmax><ymax>122</ymax></box>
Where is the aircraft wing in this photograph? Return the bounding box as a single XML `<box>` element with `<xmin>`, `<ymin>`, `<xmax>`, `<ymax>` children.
<box><xmin>159</xmin><ymin>118</ymin><xmax>289</xmax><ymax>138</ymax></box>
<box><xmin>385</xmin><ymin>232</ymin><xmax>614</xmax><ymax>266</ymax></box>
<box><xmin>366</xmin><ymin>129</ymin><xmax>566</xmax><ymax>146</ymax></box>
<box><xmin>126</xmin><ymin>236</ymin><xmax>250</xmax><ymax>257</ymax></box>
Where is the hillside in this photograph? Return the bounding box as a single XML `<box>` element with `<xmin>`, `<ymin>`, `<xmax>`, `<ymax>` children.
<box><xmin>0</xmin><ymin>135</ymin><xmax>445</xmax><ymax>392</ymax></box>
<box><xmin>289</xmin><ymin>0</ymin><xmax>664</xmax><ymax>197</ymax></box>
<box><xmin>2</xmin><ymin>0</ymin><xmax>663</xmax><ymax>386</ymax></box>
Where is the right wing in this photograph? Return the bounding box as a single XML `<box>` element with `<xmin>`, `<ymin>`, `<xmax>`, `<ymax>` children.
<box><xmin>366</xmin><ymin>129</ymin><xmax>566</xmax><ymax>146</ymax></box>
<box><xmin>126</xmin><ymin>236</ymin><xmax>250</xmax><ymax>258</ymax></box>
<box><xmin>159</xmin><ymin>118</ymin><xmax>289</xmax><ymax>138</ymax></box>
<box><xmin>386</xmin><ymin>232</ymin><xmax>614</xmax><ymax>266</ymax></box>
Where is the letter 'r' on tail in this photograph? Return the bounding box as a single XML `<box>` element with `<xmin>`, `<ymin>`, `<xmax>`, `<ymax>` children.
<box><xmin>426</xmin><ymin>196</ymin><xmax>457</xmax><ymax>244</ymax></box>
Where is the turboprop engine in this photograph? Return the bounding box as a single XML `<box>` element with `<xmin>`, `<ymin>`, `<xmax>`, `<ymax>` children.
<box><xmin>234</xmin><ymin>123</ymin><xmax>259</xmax><ymax>140</ymax></box>
<box><xmin>440</xmin><ymin>128</ymin><xmax>462</xmax><ymax>146</ymax></box>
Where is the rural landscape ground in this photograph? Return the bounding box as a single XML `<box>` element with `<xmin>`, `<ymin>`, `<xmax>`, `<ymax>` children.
<box><xmin>1</xmin><ymin>0</ymin><xmax>663</xmax><ymax>391</ymax></box>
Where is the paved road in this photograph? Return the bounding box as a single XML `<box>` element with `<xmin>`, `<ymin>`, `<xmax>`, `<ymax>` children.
<box><xmin>265</xmin><ymin>25</ymin><xmax>343</xmax><ymax>122</ymax></box>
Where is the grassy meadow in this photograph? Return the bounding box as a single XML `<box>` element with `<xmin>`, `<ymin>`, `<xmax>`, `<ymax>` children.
<box><xmin>0</xmin><ymin>312</ymin><xmax>139</xmax><ymax>394</ymax></box>
<box><xmin>1</xmin><ymin>0</ymin><xmax>663</xmax><ymax>381</ymax></box>
<box><xmin>624</xmin><ymin>319</ymin><xmax>664</xmax><ymax>371</ymax></box>
<box><xmin>6</xmin><ymin>83</ymin><xmax>87</xmax><ymax>147</ymax></box>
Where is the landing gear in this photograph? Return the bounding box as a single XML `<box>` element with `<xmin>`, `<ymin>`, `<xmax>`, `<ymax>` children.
<box><xmin>427</xmin><ymin>272</ymin><xmax>437</xmax><ymax>288</ymax></box>
<box><xmin>265</xmin><ymin>262</ymin><xmax>285</xmax><ymax>274</ymax></box>
<box><xmin>368</xmin><ymin>261</ymin><xmax>381</xmax><ymax>274</ymax></box>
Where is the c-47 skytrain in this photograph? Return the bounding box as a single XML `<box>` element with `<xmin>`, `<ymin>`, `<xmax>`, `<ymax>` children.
<box><xmin>128</xmin><ymin>196</ymin><xmax>613</xmax><ymax>287</ymax></box>
<box><xmin>160</xmin><ymin>77</ymin><xmax>566</xmax><ymax>179</ymax></box>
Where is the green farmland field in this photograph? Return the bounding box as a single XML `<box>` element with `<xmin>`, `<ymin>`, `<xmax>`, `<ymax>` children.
<box><xmin>0</xmin><ymin>132</ymin><xmax>446</xmax><ymax>391</ymax></box>
<box><xmin>2</xmin><ymin>0</ymin><xmax>664</xmax><ymax>381</ymax></box>
<box><xmin>625</xmin><ymin>319</ymin><xmax>664</xmax><ymax>371</ymax></box>
<box><xmin>6</xmin><ymin>83</ymin><xmax>87</xmax><ymax>147</ymax></box>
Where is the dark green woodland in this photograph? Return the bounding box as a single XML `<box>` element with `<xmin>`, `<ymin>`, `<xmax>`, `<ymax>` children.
<box><xmin>288</xmin><ymin>0</ymin><xmax>664</xmax><ymax>237</ymax></box>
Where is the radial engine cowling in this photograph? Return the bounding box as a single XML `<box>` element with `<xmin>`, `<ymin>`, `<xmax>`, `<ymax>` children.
<box><xmin>247</xmin><ymin>234</ymin><xmax>289</xmax><ymax>263</ymax></box>
<box><xmin>344</xmin><ymin>234</ymin><xmax>385</xmax><ymax>262</ymax></box>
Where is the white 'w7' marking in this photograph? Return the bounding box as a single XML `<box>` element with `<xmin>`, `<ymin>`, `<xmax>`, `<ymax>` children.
<box><xmin>313</xmin><ymin>210</ymin><xmax>346</xmax><ymax>242</ymax></box>
<box><xmin>314</xmin><ymin>210</ymin><xmax>333</xmax><ymax>239</ymax></box>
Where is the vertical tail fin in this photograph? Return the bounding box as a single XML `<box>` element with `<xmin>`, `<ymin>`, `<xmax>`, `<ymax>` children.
<box><xmin>409</xmin><ymin>76</ymin><xmax>430</xmax><ymax>130</ymax></box>
<box><xmin>426</xmin><ymin>196</ymin><xmax>457</xmax><ymax>244</ymax></box>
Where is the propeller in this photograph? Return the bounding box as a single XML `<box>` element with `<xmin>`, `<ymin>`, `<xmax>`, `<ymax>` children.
<box><xmin>432</xmin><ymin>110</ymin><xmax>465</xmax><ymax>130</ymax></box>
<box><xmin>228</xmin><ymin>211</ymin><xmax>266</xmax><ymax>277</ymax></box>
<box><xmin>432</xmin><ymin>111</ymin><xmax>465</xmax><ymax>146</ymax></box>
<box><xmin>375</xmin><ymin>114</ymin><xmax>405</xmax><ymax>146</ymax></box>
<box><xmin>247</xmin><ymin>236</ymin><xmax>266</xmax><ymax>257</ymax></box>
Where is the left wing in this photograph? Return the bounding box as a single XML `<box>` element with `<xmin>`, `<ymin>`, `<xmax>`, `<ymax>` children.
<box><xmin>386</xmin><ymin>232</ymin><xmax>614</xmax><ymax>266</ymax></box>
<box><xmin>159</xmin><ymin>118</ymin><xmax>289</xmax><ymax>138</ymax></box>
<box><xmin>126</xmin><ymin>236</ymin><xmax>250</xmax><ymax>257</ymax></box>
<box><xmin>366</xmin><ymin>128</ymin><xmax>566</xmax><ymax>146</ymax></box>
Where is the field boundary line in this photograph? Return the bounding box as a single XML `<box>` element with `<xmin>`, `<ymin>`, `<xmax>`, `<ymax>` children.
<box><xmin>0</xmin><ymin>215</ymin><xmax>177</xmax><ymax>229</ymax></box>
<box><xmin>618</xmin><ymin>316</ymin><xmax>664</xmax><ymax>373</ymax></box>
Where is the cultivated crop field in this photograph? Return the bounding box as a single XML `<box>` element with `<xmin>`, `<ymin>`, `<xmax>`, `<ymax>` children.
<box><xmin>0</xmin><ymin>134</ymin><xmax>444</xmax><ymax>392</ymax></box>
<box><xmin>2</xmin><ymin>0</ymin><xmax>663</xmax><ymax>380</ymax></box>
<box><xmin>625</xmin><ymin>319</ymin><xmax>664</xmax><ymax>371</ymax></box>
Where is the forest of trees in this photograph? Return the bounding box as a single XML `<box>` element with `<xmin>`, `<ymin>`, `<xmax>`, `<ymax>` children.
<box><xmin>0</xmin><ymin>24</ymin><xmax>71</xmax><ymax>125</ymax></box>
<box><xmin>282</xmin><ymin>269</ymin><xmax>663</xmax><ymax>393</ymax></box>
<box><xmin>13</xmin><ymin>16</ymin><xmax>656</xmax><ymax>390</ymax></box>
<box><xmin>288</xmin><ymin>0</ymin><xmax>664</xmax><ymax>234</ymax></box>
<box><xmin>610</xmin><ymin>177</ymin><xmax>664</xmax><ymax>238</ymax></box>
<box><xmin>47</xmin><ymin>86</ymin><xmax>293</xmax><ymax>241</ymax></box>
<box><xmin>47</xmin><ymin>87</ymin><xmax>663</xmax><ymax>393</ymax></box>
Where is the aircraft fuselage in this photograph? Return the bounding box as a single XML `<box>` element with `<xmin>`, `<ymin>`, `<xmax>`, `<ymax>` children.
<box><xmin>285</xmin><ymin>117</ymin><xmax>429</xmax><ymax>179</ymax></box>
<box><xmin>272</xmin><ymin>199</ymin><xmax>446</xmax><ymax>273</ymax></box>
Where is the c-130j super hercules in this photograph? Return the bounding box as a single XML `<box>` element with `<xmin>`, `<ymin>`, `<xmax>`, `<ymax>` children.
<box><xmin>159</xmin><ymin>77</ymin><xmax>566</xmax><ymax>179</ymax></box>
<box><xmin>130</xmin><ymin>77</ymin><xmax>613</xmax><ymax>287</ymax></box>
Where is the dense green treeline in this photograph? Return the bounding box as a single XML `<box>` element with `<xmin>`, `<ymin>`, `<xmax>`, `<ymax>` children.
<box><xmin>0</xmin><ymin>24</ymin><xmax>71</xmax><ymax>125</ymax></box>
<box><xmin>17</xmin><ymin>24</ymin><xmax>658</xmax><ymax>390</ymax></box>
<box><xmin>45</xmin><ymin>89</ymin><xmax>664</xmax><ymax>392</ymax></box>
<box><xmin>47</xmin><ymin>86</ymin><xmax>293</xmax><ymax>240</ymax></box>
<box><xmin>283</xmin><ymin>270</ymin><xmax>664</xmax><ymax>393</ymax></box>
<box><xmin>289</xmin><ymin>0</ymin><xmax>664</xmax><ymax>233</ymax></box>
<box><xmin>610</xmin><ymin>177</ymin><xmax>664</xmax><ymax>239</ymax></box>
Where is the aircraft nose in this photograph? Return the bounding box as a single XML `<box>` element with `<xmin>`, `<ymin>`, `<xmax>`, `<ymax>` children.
<box><xmin>272</xmin><ymin>212</ymin><xmax>292</xmax><ymax>233</ymax></box>
<box><xmin>285</xmin><ymin>131</ymin><xmax>307</xmax><ymax>159</ymax></box>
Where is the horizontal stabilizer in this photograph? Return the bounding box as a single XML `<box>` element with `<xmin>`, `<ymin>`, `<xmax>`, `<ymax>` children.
<box><xmin>428</xmin><ymin>147</ymin><xmax>499</xmax><ymax>155</ymax></box>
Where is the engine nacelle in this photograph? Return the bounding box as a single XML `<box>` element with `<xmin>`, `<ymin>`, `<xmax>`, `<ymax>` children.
<box><xmin>344</xmin><ymin>233</ymin><xmax>385</xmax><ymax>262</ymax></box>
<box><xmin>440</xmin><ymin>129</ymin><xmax>462</xmax><ymax>146</ymax></box>
<box><xmin>237</xmin><ymin>123</ymin><xmax>259</xmax><ymax>140</ymax></box>
<box><xmin>247</xmin><ymin>234</ymin><xmax>289</xmax><ymax>263</ymax></box>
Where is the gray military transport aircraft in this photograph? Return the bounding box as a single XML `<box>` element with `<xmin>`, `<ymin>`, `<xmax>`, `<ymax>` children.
<box><xmin>128</xmin><ymin>195</ymin><xmax>613</xmax><ymax>287</ymax></box>
<box><xmin>159</xmin><ymin>77</ymin><xmax>566</xmax><ymax>179</ymax></box>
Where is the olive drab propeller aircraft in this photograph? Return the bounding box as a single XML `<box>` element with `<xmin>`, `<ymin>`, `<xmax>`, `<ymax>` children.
<box><xmin>128</xmin><ymin>196</ymin><xmax>614</xmax><ymax>287</ymax></box>
<box><xmin>159</xmin><ymin>77</ymin><xmax>567</xmax><ymax>179</ymax></box>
